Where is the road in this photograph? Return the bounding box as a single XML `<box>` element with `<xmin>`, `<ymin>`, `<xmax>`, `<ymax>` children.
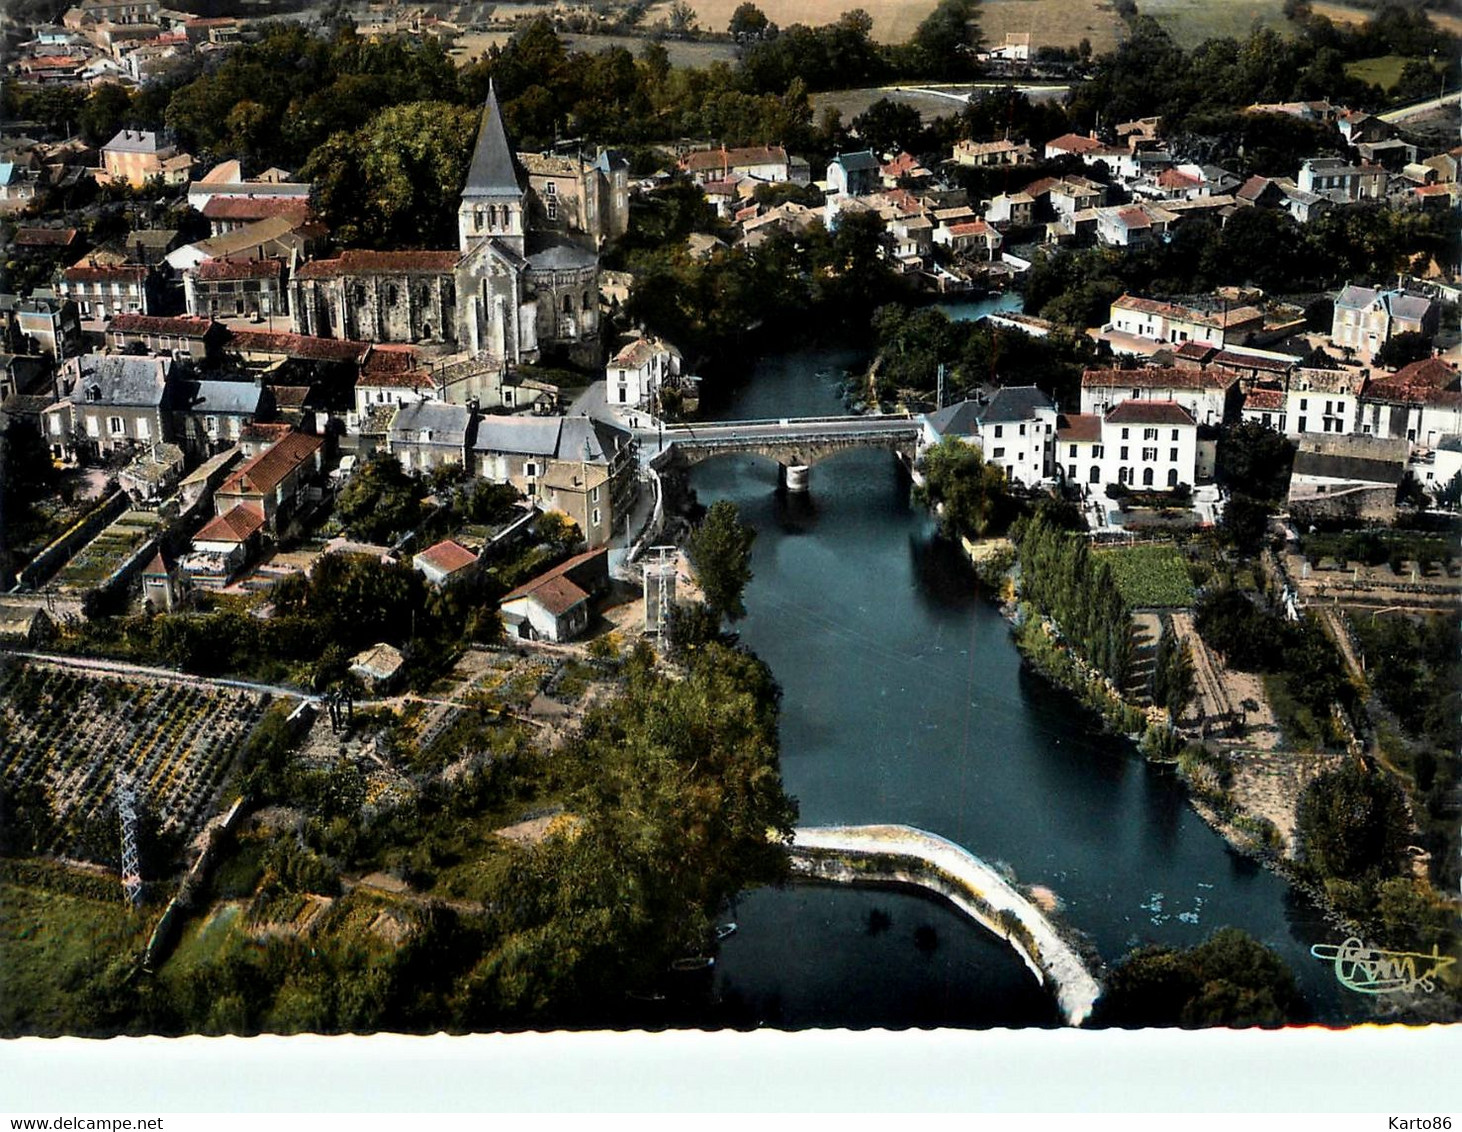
<box><xmin>1378</xmin><ymin>90</ymin><xmax>1460</xmax><ymax>123</ymax></box>
<box><xmin>657</xmin><ymin>413</ymin><xmax>920</xmax><ymax>449</ymax></box>
<box><xmin>2</xmin><ymin>648</ymin><xmax>313</xmax><ymax>701</ymax></box>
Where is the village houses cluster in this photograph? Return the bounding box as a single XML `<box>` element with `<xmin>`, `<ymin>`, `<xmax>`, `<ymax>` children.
<box><xmin>2</xmin><ymin>3</ymin><xmax>1460</xmax><ymax>635</ymax></box>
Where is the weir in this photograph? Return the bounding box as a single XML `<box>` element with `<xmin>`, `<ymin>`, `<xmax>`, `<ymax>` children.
<box><xmin>789</xmin><ymin>824</ymin><xmax>1103</xmax><ymax>1026</ymax></box>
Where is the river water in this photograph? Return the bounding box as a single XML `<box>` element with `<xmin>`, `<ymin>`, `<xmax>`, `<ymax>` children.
<box><xmin>695</xmin><ymin>296</ymin><xmax>1360</xmax><ymax>1029</ymax></box>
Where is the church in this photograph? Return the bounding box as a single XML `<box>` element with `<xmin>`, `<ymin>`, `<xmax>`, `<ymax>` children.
<box><xmin>288</xmin><ymin>86</ymin><xmax>614</xmax><ymax>376</ymax></box>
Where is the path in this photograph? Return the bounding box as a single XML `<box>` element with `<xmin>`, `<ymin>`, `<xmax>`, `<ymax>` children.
<box><xmin>789</xmin><ymin>824</ymin><xmax>1101</xmax><ymax>1026</ymax></box>
<box><xmin>1378</xmin><ymin>90</ymin><xmax>1461</xmax><ymax>123</ymax></box>
<box><xmin>2</xmin><ymin>648</ymin><xmax>312</xmax><ymax>702</ymax></box>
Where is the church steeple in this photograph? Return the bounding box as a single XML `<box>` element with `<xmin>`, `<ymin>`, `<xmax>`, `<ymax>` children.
<box><xmin>459</xmin><ymin>82</ymin><xmax>526</xmax><ymax>256</ymax></box>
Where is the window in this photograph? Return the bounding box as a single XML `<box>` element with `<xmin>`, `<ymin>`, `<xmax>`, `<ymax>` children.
<box><xmin>1298</xmin><ymin>417</ymin><xmax>1307</xmax><ymax>432</ymax></box>
<box><xmin>592</xmin><ymin>508</ymin><xmax>601</xmax><ymax>526</ymax></box>
<box><xmin>1119</xmin><ymin>466</ymin><xmax>1132</xmax><ymax>485</ymax></box>
<box><xmin>545</xmin><ymin>181</ymin><xmax>556</xmax><ymax>195</ymax></box>
<box><xmin>1170</xmin><ymin>429</ymin><xmax>1179</xmax><ymax>441</ymax></box>
<box><xmin>1120</xmin><ymin>428</ymin><xmax>1129</xmax><ymax>439</ymax></box>
<box><xmin>992</xmin><ymin>447</ymin><xmax>1005</xmax><ymax>458</ymax></box>
<box><xmin>591</xmin><ymin>486</ymin><xmax>600</xmax><ymax>503</ymax></box>
<box><xmin>1068</xmin><ymin>444</ymin><xmax>1077</xmax><ymax>458</ymax></box>
<box><xmin>205</xmin><ymin>415</ymin><xmax>218</xmax><ymax>435</ymax></box>
<box><xmin>1142</xmin><ymin>467</ymin><xmax>1154</xmax><ymax>486</ymax></box>
<box><xmin>524</xmin><ymin>462</ymin><xmax>538</xmax><ymax>478</ymax></box>
<box><xmin>1120</xmin><ymin>445</ymin><xmax>1129</xmax><ymax>460</ymax></box>
<box><xmin>546</xmin><ymin>198</ymin><xmax>558</xmax><ymax>221</ymax></box>
<box><xmin>86</xmin><ymin>416</ymin><xmax>99</xmax><ymax>438</ymax></box>
<box><xmin>1018</xmin><ymin>423</ymin><xmax>1026</xmax><ymax>436</ymax></box>
<box><xmin>994</xmin><ymin>425</ymin><xmax>1003</xmax><ymax>438</ymax></box>
<box><xmin>1131</xmin><ymin>388</ymin><xmax>1140</xmax><ymax>399</ymax></box>
<box><xmin>1089</xmin><ymin>466</ymin><xmax>1100</xmax><ymax>484</ymax></box>
<box><xmin>1169</xmin><ymin>447</ymin><xmax>1178</xmax><ymax>462</ymax></box>
<box><xmin>1142</xmin><ymin>446</ymin><xmax>1157</xmax><ymax>461</ymax></box>
<box><xmin>1299</xmin><ymin>397</ymin><xmax>1308</xmax><ymax>410</ymax></box>
<box><xmin>137</xmin><ymin>418</ymin><xmax>149</xmax><ymax>439</ymax></box>
<box><xmin>386</xmin><ymin>284</ymin><xmax>398</xmax><ymax>305</ymax></box>
<box><xmin>1143</xmin><ymin>428</ymin><xmax>1157</xmax><ymax>440</ymax></box>
<box><xmin>1092</xmin><ymin>445</ymin><xmax>1104</xmax><ymax>459</ymax></box>
<box><xmin>1167</xmin><ymin>468</ymin><xmax>1179</xmax><ymax>487</ymax></box>
<box><xmin>109</xmin><ymin>416</ymin><xmax>124</xmax><ymax>436</ymax></box>
<box><xmin>1068</xmin><ymin>464</ymin><xmax>1076</xmax><ymax>479</ymax></box>
<box><xmin>48</xmin><ymin>415</ymin><xmax>61</xmax><ymax>436</ymax></box>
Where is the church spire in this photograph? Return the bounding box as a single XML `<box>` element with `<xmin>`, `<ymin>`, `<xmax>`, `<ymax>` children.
<box><xmin>462</xmin><ymin>81</ymin><xmax>522</xmax><ymax>199</ymax></box>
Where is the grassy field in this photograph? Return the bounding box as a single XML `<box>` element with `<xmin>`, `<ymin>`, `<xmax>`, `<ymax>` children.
<box><xmin>981</xmin><ymin>0</ymin><xmax>1125</xmax><ymax>56</ymax></box>
<box><xmin>645</xmin><ymin>0</ymin><xmax>942</xmax><ymax>43</ymax></box>
<box><xmin>1097</xmin><ymin>544</ymin><xmax>1196</xmax><ymax>608</ymax></box>
<box><xmin>1138</xmin><ymin>0</ymin><xmax>1292</xmax><ymax>46</ymax></box>
<box><xmin>0</xmin><ymin>873</ymin><xmax>148</xmax><ymax>1036</ymax></box>
<box><xmin>1344</xmin><ymin>53</ymin><xmax>1444</xmax><ymax>91</ymax></box>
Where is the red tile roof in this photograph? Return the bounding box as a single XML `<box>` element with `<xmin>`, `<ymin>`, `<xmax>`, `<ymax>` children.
<box><xmin>109</xmin><ymin>313</ymin><xmax>218</xmax><ymax>338</ymax></box>
<box><xmin>240</xmin><ymin>421</ymin><xmax>294</xmax><ymax>443</ymax></box>
<box><xmin>228</xmin><ymin>329</ymin><xmax>370</xmax><ymax>363</ymax></box>
<box><xmin>64</xmin><ymin>263</ymin><xmax>147</xmax><ymax>284</ymax></box>
<box><xmin>15</xmin><ymin>227</ymin><xmax>78</xmax><ymax>247</ymax></box>
<box><xmin>1157</xmin><ymin>167</ymin><xmax>1201</xmax><ymax>189</ymax></box>
<box><xmin>1173</xmin><ymin>341</ymin><xmax>1216</xmax><ymax>361</ymax></box>
<box><xmin>218</xmin><ymin>431</ymin><xmax>322</xmax><ymax>497</ymax></box>
<box><xmin>1082</xmin><ymin>366</ymin><xmax>1237</xmax><ymax>391</ymax></box>
<box><xmin>195</xmin><ymin>256</ymin><xmax>283</xmax><ymax>281</ymax></box>
<box><xmin>680</xmin><ymin>145</ymin><xmax>788</xmax><ymax>174</ymax></box>
<box><xmin>1046</xmin><ymin>133</ymin><xmax>1105</xmax><ymax>154</ymax></box>
<box><xmin>296</xmin><ymin>249</ymin><xmax>460</xmax><ymax>278</ymax></box>
<box><xmin>500</xmin><ymin>547</ymin><xmax>607</xmax><ymax>612</ymax></box>
<box><xmin>1365</xmin><ymin>357</ymin><xmax>1460</xmax><ymax>405</ymax></box>
<box><xmin>416</xmin><ymin>539</ymin><xmax>477</xmax><ymax>575</ymax></box>
<box><xmin>1244</xmin><ymin>386</ymin><xmax>1285</xmax><ymax>411</ymax></box>
<box><xmin>1056</xmin><ymin>413</ymin><xmax>1103</xmax><ymax>442</ymax></box>
<box><xmin>1104</xmin><ymin>400</ymin><xmax>1195</xmax><ymax>426</ymax></box>
<box><xmin>362</xmin><ymin>344</ymin><xmax>418</xmax><ymax>374</ymax></box>
<box><xmin>201</xmin><ymin>196</ymin><xmax>310</xmax><ymax>222</ymax></box>
<box><xmin>361</xmin><ymin>370</ymin><xmax>433</xmax><ymax>389</ymax></box>
<box><xmin>195</xmin><ymin>503</ymin><xmax>265</xmax><ymax>543</ymax></box>
<box><xmin>946</xmin><ymin>220</ymin><xmax>994</xmax><ymax>237</ymax></box>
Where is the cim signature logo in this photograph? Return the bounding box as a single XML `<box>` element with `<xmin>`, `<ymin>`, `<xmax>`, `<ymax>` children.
<box><xmin>1310</xmin><ymin>937</ymin><xmax>1457</xmax><ymax>995</ymax></box>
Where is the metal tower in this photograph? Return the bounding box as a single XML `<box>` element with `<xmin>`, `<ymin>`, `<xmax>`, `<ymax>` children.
<box><xmin>645</xmin><ymin>545</ymin><xmax>678</xmax><ymax>634</ymax></box>
<box><xmin>115</xmin><ymin>770</ymin><xmax>142</xmax><ymax>908</ymax></box>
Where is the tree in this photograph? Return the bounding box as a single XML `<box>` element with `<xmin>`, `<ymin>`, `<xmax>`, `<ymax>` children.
<box><xmin>667</xmin><ymin>0</ymin><xmax>698</xmax><ymax>36</ymax></box>
<box><xmin>334</xmin><ymin>455</ymin><xmax>424</xmax><ymax>545</ymax></box>
<box><xmin>1296</xmin><ymin>762</ymin><xmax>1411</xmax><ymax>881</ymax></box>
<box><xmin>1374</xmin><ymin>331</ymin><xmax>1433</xmax><ymax>370</ymax></box>
<box><xmin>850</xmin><ymin>98</ymin><xmax>924</xmax><ymax>156</ymax></box>
<box><xmin>729</xmin><ymin>2</ymin><xmax>770</xmax><ymax>40</ymax></box>
<box><xmin>1215</xmin><ymin>420</ymin><xmax>1296</xmax><ymax>504</ymax></box>
<box><xmin>686</xmin><ymin>500</ymin><xmax>756</xmax><ymax>621</ymax></box>
<box><xmin>914</xmin><ymin>437</ymin><xmax>1016</xmax><ymax>541</ymax></box>
<box><xmin>1153</xmin><ymin>624</ymin><xmax>1195</xmax><ymax>719</ymax></box>
<box><xmin>909</xmin><ymin>0</ymin><xmax>983</xmax><ymax>78</ymax></box>
<box><xmin>1095</xmin><ymin>927</ymin><xmax>1304</xmax><ymax>1028</ymax></box>
<box><xmin>303</xmin><ymin>101</ymin><xmax>480</xmax><ymax>248</ymax></box>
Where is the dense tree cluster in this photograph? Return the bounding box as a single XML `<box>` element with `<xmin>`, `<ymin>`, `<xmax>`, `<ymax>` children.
<box><xmin>1014</xmin><ymin>513</ymin><xmax>1133</xmax><ymax>685</ymax></box>
<box><xmin>1094</xmin><ymin>927</ymin><xmax>1305</xmax><ymax>1028</ymax></box>
<box><xmin>686</xmin><ymin>500</ymin><xmax>757</xmax><ymax>622</ymax></box>
<box><xmin>1152</xmin><ymin>622</ymin><xmax>1195</xmax><ymax>719</ymax></box>
<box><xmin>914</xmin><ymin>437</ymin><xmax>1018</xmax><ymax>541</ymax></box>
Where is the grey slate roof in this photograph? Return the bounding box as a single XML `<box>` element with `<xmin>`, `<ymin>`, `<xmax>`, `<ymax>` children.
<box><xmin>391</xmin><ymin>400</ymin><xmax>472</xmax><ymax>448</ymax></box>
<box><xmin>1335</xmin><ymin>283</ymin><xmax>1380</xmax><ymax>311</ymax></box>
<box><xmin>834</xmin><ymin>150</ymin><xmax>880</xmax><ymax>172</ymax></box>
<box><xmin>472</xmin><ymin>414</ymin><xmax>631</xmax><ymax>463</ymax></box>
<box><xmin>1291</xmin><ymin>450</ymin><xmax>1405</xmax><ymax>486</ymax></box>
<box><xmin>66</xmin><ymin>354</ymin><xmax>170</xmax><ymax>408</ymax></box>
<box><xmin>462</xmin><ymin>84</ymin><xmax>522</xmax><ymax>200</ymax></box>
<box><xmin>175</xmin><ymin>379</ymin><xmax>265</xmax><ymax>416</ymax></box>
<box><xmin>1387</xmin><ymin>293</ymin><xmax>1432</xmax><ymax>322</ymax></box>
<box><xmin>926</xmin><ymin>386</ymin><xmax>1055</xmax><ymax>435</ymax></box>
<box><xmin>104</xmin><ymin>129</ymin><xmax>166</xmax><ymax>154</ymax></box>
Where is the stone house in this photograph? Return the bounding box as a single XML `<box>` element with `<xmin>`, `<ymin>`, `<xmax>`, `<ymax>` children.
<box><xmin>1288</xmin><ymin>434</ymin><xmax>1408</xmax><ymax>524</ymax></box>
<box><xmin>1080</xmin><ymin>365</ymin><xmax>1239</xmax><ymax>427</ymax></box>
<box><xmin>1241</xmin><ymin>386</ymin><xmax>1287</xmax><ymax>433</ymax></box>
<box><xmin>413</xmin><ymin>539</ymin><xmax>478</xmax><ymax>588</ymax></box>
<box><xmin>681</xmin><ymin>145</ymin><xmax>790</xmax><ymax>186</ymax></box>
<box><xmin>43</xmin><ymin>353</ymin><xmax>171</xmax><ymax>459</ymax></box>
<box><xmin>932</xmin><ymin>219</ymin><xmax>1002</xmax><ymax>260</ymax></box>
<box><xmin>471</xmin><ymin>414</ymin><xmax>635</xmax><ymax>548</ymax></box>
<box><xmin>1286</xmin><ymin>367</ymin><xmax>1364</xmax><ymax>439</ymax></box>
<box><xmin>1107</xmin><ymin>294</ymin><xmax>1265</xmax><ymax>350</ymax></box>
<box><xmin>212</xmin><ymin>430</ymin><xmax>324</xmax><ymax>535</ymax></box>
<box><xmin>106</xmin><ymin>313</ymin><xmax>224</xmax><ymax>361</ymax></box>
<box><xmin>57</xmin><ymin>261</ymin><xmax>155</xmax><ymax>319</ymax></box>
<box><xmin>97</xmin><ymin>129</ymin><xmax>192</xmax><ymax>188</ymax></box>
<box><xmin>1330</xmin><ymin>285</ymin><xmax>1437</xmax><ymax>363</ymax></box>
<box><xmin>952</xmin><ymin>138</ymin><xmax>1034</xmax><ymax>168</ymax></box>
<box><xmin>387</xmin><ymin>400</ymin><xmax>472</xmax><ymax>474</ymax></box>
<box><xmin>183</xmin><ymin>256</ymin><xmax>287</xmax><ymax>320</ymax></box>
<box><xmin>0</xmin><ymin>293</ymin><xmax>81</xmax><ymax>359</ymax></box>
<box><xmin>1297</xmin><ymin>158</ymin><xmax>1385</xmax><ymax>203</ymax></box>
<box><xmin>170</xmin><ymin>377</ymin><xmax>272</xmax><ymax>458</ymax></box>
<box><xmin>1358</xmin><ymin>357</ymin><xmax>1462</xmax><ymax>448</ymax></box>
<box><xmin>518</xmin><ymin>148</ymin><xmax>629</xmax><ymax>247</ymax></box>
<box><xmin>606</xmin><ymin>334</ymin><xmax>682</xmax><ymax>415</ymax></box>
<box><xmin>499</xmin><ymin>547</ymin><xmax>610</xmax><ymax>643</ymax></box>
<box><xmin>827</xmin><ymin>151</ymin><xmax>880</xmax><ymax>197</ymax></box>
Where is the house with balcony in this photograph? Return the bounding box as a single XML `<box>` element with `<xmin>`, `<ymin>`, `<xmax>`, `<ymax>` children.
<box><xmin>57</xmin><ymin>261</ymin><xmax>155</xmax><ymax>319</ymax></box>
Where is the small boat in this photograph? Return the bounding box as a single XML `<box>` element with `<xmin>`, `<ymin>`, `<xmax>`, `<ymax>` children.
<box><xmin>714</xmin><ymin>922</ymin><xmax>738</xmax><ymax>941</ymax></box>
<box><xmin>670</xmin><ymin>956</ymin><xmax>715</xmax><ymax>972</ymax></box>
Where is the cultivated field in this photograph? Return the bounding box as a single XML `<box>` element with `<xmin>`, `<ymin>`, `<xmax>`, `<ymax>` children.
<box><xmin>1138</xmin><ymin>0</ymin><xmax>1292</xmax><ymax>46</ymax></box>
<box><xmin>0</xmin><ymin>660</ymin><xmax>268</xmax><ymax>858</ymax></box>
<box><xmin>1097</xmin><ymin>543</ymin><xmax>1196</xmax><ymax>608</ymax></box>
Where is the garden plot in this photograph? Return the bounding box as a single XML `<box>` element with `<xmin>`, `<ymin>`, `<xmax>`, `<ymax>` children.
<box><xmin>0</xmin><ymin>660</ymin><xmax>268</xmax><ymax>860</ymax></box>
<box><xmin>1096</xmin><ymin>544</ymin><xmax>1196</xmax><ymax>609</ymax></box>
<box><xmin>51</xmin><ymin>510</ymin><xmax>163</xmax><ymax>593</ymax></box>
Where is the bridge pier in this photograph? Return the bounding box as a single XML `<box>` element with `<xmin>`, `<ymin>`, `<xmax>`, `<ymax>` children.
<box><xmin>778</xmin><ymin>463</ymin><xmax>811</xmax><ymax>493</ymax></box>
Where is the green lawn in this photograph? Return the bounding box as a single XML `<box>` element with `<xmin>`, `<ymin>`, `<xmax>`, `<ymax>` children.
<box><xmin>1139</xmin><ymin>0</ymin><xmax>1292</xmax><ymax>48</ymax></box>
<box><xmin>0</xmin><ymin>875</ymin><xmax>149</xmax><ymax>1035</ymax></box>
<box><xmin>1344</xmin><ymin>54</ymin><xmax>1440</xmax><ymax>91</ymax></box>
<box><xmin>1097</xmin><ymin>544</ymin><xmax>1196</xmax><ymax>608</ymax></box>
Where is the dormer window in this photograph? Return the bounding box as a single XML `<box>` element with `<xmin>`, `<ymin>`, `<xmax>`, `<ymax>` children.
<box><xmin>419</xmin><ymin>429</ymin><xmax>432</xmax><ymax>443</ymax></box>
<box><xmin>86</xmin><ymin>385</ymin><xmax>101</xmax><ymax>402</ymax></box>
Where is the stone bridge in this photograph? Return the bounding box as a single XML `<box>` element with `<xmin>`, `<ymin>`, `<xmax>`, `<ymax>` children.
<box><xmin>652</xmin><ymin>414</ymin><xmax>921</xmax><ymax>491</ymax></box>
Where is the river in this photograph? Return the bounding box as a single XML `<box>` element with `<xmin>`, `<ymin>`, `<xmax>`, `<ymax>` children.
<box><xmin>693</xmin><ymin>296</ymin><xmax>1360</xmax><ymax>1029</ymax></box>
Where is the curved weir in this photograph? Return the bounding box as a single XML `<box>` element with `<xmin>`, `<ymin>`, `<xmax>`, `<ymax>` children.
<box><xmin>789</xmin><ymin>825</ymin><xmax>1103</xmax><ymax>1026</ymax></box>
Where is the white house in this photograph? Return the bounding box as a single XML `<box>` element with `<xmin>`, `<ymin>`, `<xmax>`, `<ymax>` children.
<box><xmin>349</xmin><ymin>368</ymin><xmax>437</xmax><ymax>433</ymax></box>
<box><xmin>1241</xmin><ymin>386</ymin><xmax>1287</xmax><ymax>433</ymax></box>
<box><xmin>1286</xmin><ymin>367</ymin><xmax>1363</xmax><ymax>438</ymax></box>
<box><xmin>920</xmin><ymin>386</ymin><xmax>1058</xmax><ymax>487</ymax></box>
<box><xmin>1080</xmin><ymin>365</ymin><xmax>1238</xmax><ymax>427</ymax></box>
<box><xmin>1101</xmin><ymin>400</ymin><xmax>1198</xmax><ymax>490</ymax></box>
<box><xmin>1107</xmin><ymin>294</ymin><xmax>1265</xmax><ymax>350</ymax></box>
<box><xmin>1357</xmin><ymin>357</ymin><xmax>1462</xmax><ymax>448</ymax></box>
<box><xmin>606</xmin><ymin>334</ymin><xmax>683</xmax><ymax>420</ymax></box>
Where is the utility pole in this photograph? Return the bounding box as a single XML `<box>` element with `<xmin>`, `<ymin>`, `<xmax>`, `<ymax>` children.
<box><xmin>115</xmin><ymin>771</ymin><xmax>142</xmax><ymax>909</ymax></box>
<box><xmin>936</xmin><ymin>363</ymin><xmax>945</xmax><ymax>410</ymax></box>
